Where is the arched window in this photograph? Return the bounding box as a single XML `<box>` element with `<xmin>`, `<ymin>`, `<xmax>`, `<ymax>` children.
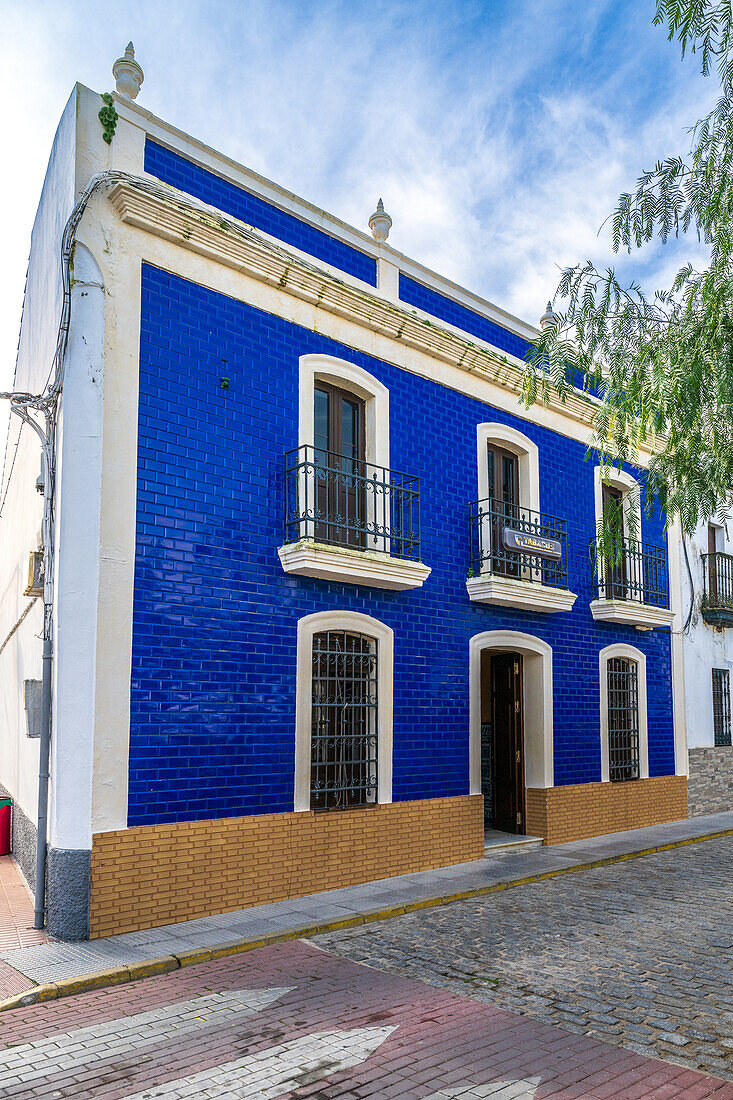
<box><xmin>476</xmin><ymin>423</ymin><xmax>540</xmax><ymax>515</ymax></box>
<box><xmin>311</xmin><ymin>629</ymin><xmax>378</xmax><ymax>810</ymax></box>
<box><xmin>295</xmin><ymin>611</ymin><xmax>394</xmax><ymax>811</ymax></box>
<box><xmin>599</xmin><ymin>644</ymin><xmax>649</xmax><ymax>782</ymax></box>
<box><xmin>593</xmin><ymin>465</ymin><xmax>642</xmax><ymax>601</ymax></box>
<box><xmin>468</xmin><ymin>426</ymin><xmax>575</xmax><ymax>611</ymax></box>
<box><xmin>282</xmin><ymin>358</ymin><xmax>430</xmax><ymax>588</ymax></box>
<box><xmin>299</xmin><ymin>354</ymin><xmax>390</xmax><ymax>469</ymax></box>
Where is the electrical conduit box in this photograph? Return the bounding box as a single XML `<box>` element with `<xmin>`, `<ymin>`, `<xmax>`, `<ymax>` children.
<box><xmin>24</xmin><ymin>551</ymin><xmax>43</xmax><ymax>597</ymax></box>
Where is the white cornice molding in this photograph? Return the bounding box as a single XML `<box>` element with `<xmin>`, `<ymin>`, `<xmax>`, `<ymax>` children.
<box><xmin>278</xmin><ymin>540</ymin><xmax>431</xmax><ymax>590</ymax></box>
<box><xmin>466</xmin><ymin>575</ymin><xmax>577</xmax><ymax>613</ymax></box>
<box><xmin>589</xmin><ymin>599</ymin><xmax>675</xmax><ymax>630</ymax></box>
<box><xmin>107</xmin><ymin>181</ymin><xmax>651</xmax><ymax>454</ymax></box>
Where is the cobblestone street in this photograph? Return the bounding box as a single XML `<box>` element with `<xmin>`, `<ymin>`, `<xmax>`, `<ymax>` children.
<box><xmin>3</xmin><ymin>937</ymin><xmax>732</xmax><ymax>1097</ymax></box>
<box><xmin>314</xmin><ymin>836</ymin><xmax>733</xmax><ymax>1082</ymax></box>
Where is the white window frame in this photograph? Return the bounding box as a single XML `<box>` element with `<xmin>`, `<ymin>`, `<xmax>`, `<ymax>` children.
<box><xmin>593</xmin><ymin>464</ymin><xmax>642</xmax><ymax>561</ymax></box>
<box><xmin>476</xmin><ymin>422</ymin><xmax>540</xmax><ymax>512</ymax></box>
<box><xmin>281</xmin><ymin>356</ymin><xmax>430</xmax><ymax>588</ymax></box>
<box><xmin>468</xmin><ymin>425</ymin><xmax>575</xmax><ymax>612</ymax></box>
<box><xmin>294</xmin><ymin>610</ymin><xmax>394</xmax><ymax>812</ymax></box>
<box><xmin>299</xmin><ymin>353</ymin><xmax>390</xmax><ymax>469</ymax></box>
<box><xmin>468</xmin><ymin>629</ymin><xmax>554</xmax><ymax>793</ymax></box>
<box><xmin>599</xmin><ymin>642</ymin><xmax>649</xmax><ymax>783</ymax></box>
<box><xmin>297</xmin><ymin>353</ymin><xmax>389</xmax><ymax>547</ymax></box>
<box><xmin>590</xmin><ymin>466</ymin><xmax>674</xmax><ymax>627</ymax></box>
<box><xmin>476</xmin><ymin>423</ymin><xmax>540</xmax><ymax>581</ymax></box>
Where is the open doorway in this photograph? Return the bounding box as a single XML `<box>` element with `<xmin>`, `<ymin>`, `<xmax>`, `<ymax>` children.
<box><xmin>480</xmin><ymin>650</ymin><xmax>526</xmax><ymax>834</ymax></box>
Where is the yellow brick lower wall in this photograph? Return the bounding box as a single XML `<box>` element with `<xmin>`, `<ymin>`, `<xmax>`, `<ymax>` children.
<box><xmin>525</xmin><ymin>775</ymin><xmax>688</xmax><ymax>845</ymax></box>
<box><xmin>90</xmin><ymin>794</ymin><xmax>484</xmax><ymax>938</ymax></box>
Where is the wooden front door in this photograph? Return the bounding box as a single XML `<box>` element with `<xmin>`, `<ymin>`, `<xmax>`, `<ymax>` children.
<box><xmin>602</xmin><ymin>482</ymin><xmax>626</xmax><ymax>599</ymax></box>
<box><xmin>490</xmin><ymin>652</ymin><xmax>525</xmax><ymax>834</ymax></box>
<box><xmin>314</xmin><ymin>383</ymin><xmax>366</xmax><ymax>549</ymax></box>
<box><xmin>487</xmin><ymin>444</ymin><xmax>519</xmax><ymax>577</ymax></box>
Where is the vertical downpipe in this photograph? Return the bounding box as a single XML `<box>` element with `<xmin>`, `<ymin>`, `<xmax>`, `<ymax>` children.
<box><xmin>21</xmin><ymin>424</ymin><xmax>55</xmax><ymax>933</ymax></box>
<box><xmin>34</xmin><ymin>637</ymin><xmax>53</xmax><ymax>929</ymax></box>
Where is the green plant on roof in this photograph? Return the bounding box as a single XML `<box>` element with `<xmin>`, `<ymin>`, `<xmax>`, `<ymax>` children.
<box><xmin>98</xmin><ymin>93</ymin><xmax>118</xmax><ymax>145</ymax></box>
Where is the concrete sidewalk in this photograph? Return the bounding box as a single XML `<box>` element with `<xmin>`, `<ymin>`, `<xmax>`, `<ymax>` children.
<box><xmin>1</xmin><ymin>810</ymin><xmax>731</xmax><ymax>1010</ymax></box>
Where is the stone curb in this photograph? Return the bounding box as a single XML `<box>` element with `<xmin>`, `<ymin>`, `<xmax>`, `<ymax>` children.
<box><xmin>1</xmin><ymin>825</ymin><xmax>731</xmax><ymax>1014</ymax></box>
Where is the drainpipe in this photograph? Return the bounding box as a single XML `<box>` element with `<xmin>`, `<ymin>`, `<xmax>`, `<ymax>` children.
<box><xmin>34</xmin><ymin>636</ymin><xmax>52</xmax><ymax>928</ymax></box>
<box><xmin>13</xmin><ymin>408</ymin><xmax>55</xmax><ymax>929</ymax></box>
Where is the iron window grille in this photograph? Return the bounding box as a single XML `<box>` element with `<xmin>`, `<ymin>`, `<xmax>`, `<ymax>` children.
<box><xmin>712</xmin><ymin>668</ymin><xmax>732</xmax><ymax>747</ymax></box>
<box><xmin>284</xmin><ymin>445</ymin><xmax>421</xmax><ymax>560</ymax></box>
<box><xmin>702</xmin><ymin>552</ymin><xmax>733</xmax><ymax>610</ymax></box>
<box><xmin>468</xmin><ymin>497</ymin><xmax>569</xmax><ymax>589</ymax></box>
<box><xmin>592</xmin><ymin>538</ymin><xmax>669</xmax><ymax>608</ymax></box>
<box><xmin>607</xmin><ymin>657</ymin><xmax>640</xmax><ymax>782</ymax></box>
<box><xmin>310</xmin><ymin>630</ymin><xmax>378</xmax><ymax>811</ymax></box>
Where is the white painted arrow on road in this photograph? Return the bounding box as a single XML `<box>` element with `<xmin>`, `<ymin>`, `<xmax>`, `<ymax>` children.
<box><xmin>0</xmin><ymin>986</ymin><xmax>292</xmax><ymax>1088</ymax></box>
<box><xmin>424</xmin><ymin>1078</ymin><xmax>542</xmax><ymax>1099</ymax></box>
<box><xmin>121</xmin><ymin>1025</ymin><xmax>397</xmax><ymax>1099</ymax></box>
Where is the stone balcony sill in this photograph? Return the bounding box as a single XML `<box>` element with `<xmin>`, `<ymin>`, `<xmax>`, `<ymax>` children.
<box><xmin>278</xmin><ymin>540</ymin><xmax>431</xmax><ymax>590</ymax></box>
<box><xmin>701</xmin><ymin>605</ymin><xmax>733</xmax><ymax>629</ymax></box>
<box><xmin>589</xmin><ymin>599</ymin><xmax>675</xmax><ymax>630</ymax></box>
<box><xmin>466</xmin><ymin>575</ymin><xmax>577</xmax><ymax>613</ymax></box>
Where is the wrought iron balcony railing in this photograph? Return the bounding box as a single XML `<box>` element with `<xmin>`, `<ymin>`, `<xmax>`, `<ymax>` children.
<box><xmin>702</xmin><ymin>552</ymin><xmax>733</xmax><ymax>623</ymax></box>
<box><xmin>468</xmin><ymin>498</ymin><xmax>569</xmax><ymax>589</ymax></box>
<box><xmin>591</xmin><ymin>538</ymin><xmax>669</xmax><ymax>608</ymax></box>
<box><xmin>284</xmin><ymin>445</ymin><xmax>421</xmax><ymax>560</ymax></box>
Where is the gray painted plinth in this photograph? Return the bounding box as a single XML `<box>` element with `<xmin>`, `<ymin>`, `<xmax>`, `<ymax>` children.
<box><xmin>46</xmin><ymin>848</ymin><xmax>91</xmax><ymax>941</ymax></box>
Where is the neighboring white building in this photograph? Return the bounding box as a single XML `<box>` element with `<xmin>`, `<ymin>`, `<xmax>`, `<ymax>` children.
<box><xmin>682</xmin><ymin>513</ymin><xmax>733</xmax><ymax>814</ymax></box>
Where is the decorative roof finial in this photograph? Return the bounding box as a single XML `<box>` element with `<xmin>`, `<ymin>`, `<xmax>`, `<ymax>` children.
<box><xmin>368</xmin><ymin>198</ymin><xmax>392</xmax><ymax>243</ymax></box>
<box><xmin>113</xmin><ymin>42</ymin><xmax>144</xmax><ymax>100</ymax></box>
<box><xmin>539</xmin><ymin>300</ymin><xmax>558</xmax><ymax>330</ymax></box>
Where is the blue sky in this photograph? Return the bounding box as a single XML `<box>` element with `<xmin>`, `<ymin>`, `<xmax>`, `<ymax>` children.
<box><xmin>0</xmin><ymin>0</ymin><xmax>716</xmax><ymax>421</ymax></box>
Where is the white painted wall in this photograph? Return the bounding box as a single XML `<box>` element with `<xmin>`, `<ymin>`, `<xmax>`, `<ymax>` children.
<box><xmin>0</xmin><ymin>82</ymin><xmax>146</xmax><ymax>857</ymax></box>
<box><xmin>0</xmin><ymin>89</ymin><xmax>78</xmax><ymax>834</ymax></box>
<box><xmin>48</xmin><ymin>85</ymin><xmax>147</xmax><ymax>850</ymax></box>
<box><xmin>48</xmin><ymin>244</ymin><xmax>106</xmax><ymax>851</ymax></box>
<box><xmin>681</xmin><ymin>511</ymin><xmax>733</xmax><ymax>749</ymax></box>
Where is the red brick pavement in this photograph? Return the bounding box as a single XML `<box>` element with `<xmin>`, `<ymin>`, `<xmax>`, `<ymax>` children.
<box><xmin>0</xmin><ymin>857</ymin><xmax>47</xmax><ymax>951</ymax></box>
<box><xmin>1</xmin><ymin>941</ymin><xmax>731</xmax><ymax>1098</ymax></box>
<box><xmin>0</xmin><ymin>856</ymin><xmax>47</xmax><ymax>1000</ymax></box>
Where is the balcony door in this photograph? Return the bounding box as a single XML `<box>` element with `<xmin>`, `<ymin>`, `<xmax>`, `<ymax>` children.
<box><xmin>708</xmin><ymin>524</ymin><xmax>719</xmax><ymax>604</ymax></box>
<box><xmin>602</xmin><ymin>483</ymin><xmax>627</xmax><ymax>599</ymax></box>
<box><xmin>314</xmin><ymin>383</ymin><xmax>366</xmax><ymax>549</ymax></box>
<box><xmin>487</xmin><ymin>444</ymin><xmax>519</xmax><ymax>578</ymax></box>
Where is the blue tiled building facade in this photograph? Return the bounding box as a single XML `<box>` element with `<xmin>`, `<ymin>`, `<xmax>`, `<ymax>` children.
<box><xmin>4</xmin><ymin>85</ymin><xmax>691</xmax><ymax>945</ymax></box>
<box><xmin>123</xmin><ymin>140</ymin><xmax>683</xmax><ymax>883</ymax></box>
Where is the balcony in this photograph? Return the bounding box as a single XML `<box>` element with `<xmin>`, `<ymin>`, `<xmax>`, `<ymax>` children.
<box><xmin>466</xmin><ymin>498</ymin><xmax>577</xmax><ymax>613</ymax></box>
<box><xmin>278</xmin><ymin>445</ymin><xmax>431</xmax><ymax>590</ymax></box>
<box><xmin>590</xmin><ymin>538</ymin><xmax>675</xmax><ymax>629</ymax></box>
<box><xmin>702</xmin><ymin>552</ymin><xmax>733</xmax><ymax>628</ymax></box>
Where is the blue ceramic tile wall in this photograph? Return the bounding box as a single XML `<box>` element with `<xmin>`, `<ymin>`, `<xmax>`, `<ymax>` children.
<box><xmin>128</xmin><ymin>263</ymin><xmax>675</xmax><ymax>826</ymax></box>
<box><xmin>144</xmin><ymin>141</ymin><xmax>377</xmax><ymax>287</ymax></box>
